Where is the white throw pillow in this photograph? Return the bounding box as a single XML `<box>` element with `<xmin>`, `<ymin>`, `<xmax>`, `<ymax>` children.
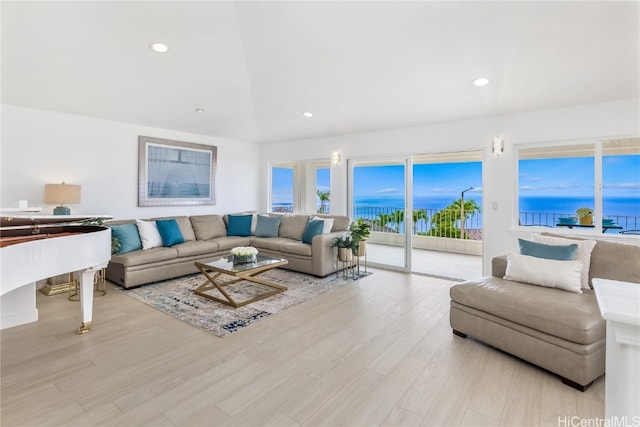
<box><xmin>532</xmin><ymin>234</ymin><xmax>597</xmax><ymax>290</ymax></box>
<box><xmin>504</xmin><ymin>252</ymin><xmax>583</xmax><ymax>294</ymax></box>
<box><xmin>136</xmin><ymin>219</ymin><xmax>163</xmax><ymax>249</ymax></box>
<box><xmin>311</xmin><ymin>216</ymin><xmax>334</xmax><ymax>233</ymax></box>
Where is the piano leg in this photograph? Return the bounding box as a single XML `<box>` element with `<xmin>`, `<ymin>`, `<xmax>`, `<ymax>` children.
<box><xmin>76</xmin><ymin>268</ymin><xmax>97</xmax><ymax>334</ymax></box>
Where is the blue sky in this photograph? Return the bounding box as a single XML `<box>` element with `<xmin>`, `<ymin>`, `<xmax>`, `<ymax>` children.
<box><xmin>272</xmin><ymin>167</ymin><xmax>294</xmax><ymax>203</ymax></box>
<box><xmin>353</xmin><ymin>163</ymin><xmax>483</xmax><ymax>201</ymax></box>
<box><xmin>273</xmin><ymin>155</ymin><xmax>639</xmax><ymax>205</ymax></box>
<box><xmin>519</xmin><ymin>155</ymin><xmax>640</xmax><ymax>197</ymax></box>
<box><xmin>317</xmin><ymin>168</ymin><xmax>330</xmax><ymax>192</ymax></box>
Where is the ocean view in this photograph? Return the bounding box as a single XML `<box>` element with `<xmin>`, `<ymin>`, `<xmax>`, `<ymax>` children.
<box><xmin>352</xmin><ymin>195</ymin><xmax>640</xmax><ymax>218</ymax></box>
<box><xmin>273</xmin><ymin>150</ymin><xmax>639</xmax><ymax>233</ymax></box>
<box><xmin>275</xmin><ymin>195</ymin><xmax>640</xmax><ymax>218</ymax></box>
<box><xmin>358</xmin><ymin>196</ymin><xmax>639</xmax><ymax>231</ymax></box>
<box><xmin>276</xmin><ymin>195</ymin><xmax>640</xmax><ymax>232</ymax></box>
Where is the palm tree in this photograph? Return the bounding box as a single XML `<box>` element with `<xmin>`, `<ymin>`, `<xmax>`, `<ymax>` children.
<box><xmin>428</xmin><ymin>207</ymin><xmax>458</xmax><ymax>238</ymax></box>
<box><xmin>374</xmin><ymin>212</ymin><xmax>393</xmax><ymax>232</ymax></box>
<box><xmin>412</xmin><ymin>209</ymin><xmax>428</xmax><ymax>234</ymax></box>
<box><xmin>453</xmin><ymin>199</ymin><xmax>481</xmax><ymax>225</ymax></box>
<box><xmin>316</xmin><ymin>190</ymin><xmax>330</xmax><ymax>213</ymax></box>
<box><xmin>450</xmin><ymin>198</ymin><xmax>480</xmax><ymax>238</ymax></box>
<box><xmin>390</xmin><ymin>209</ymin><xmax>404</xmax><ymax>233</ymax></box>
<box><xmin>428</xmin><ymin>198</ymin><xmax>480</xmax><ymax>239</ymax></box>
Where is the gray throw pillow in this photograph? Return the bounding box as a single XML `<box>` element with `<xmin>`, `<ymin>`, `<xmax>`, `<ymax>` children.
<box><xmin>255</xmin><ymin>214</ymin><xmax>282</xmax><ymax>238</ymax></box>
<box><xmin>279</xmin><ymin>215</ymin><xmax>310</xmax><ymax>241</ymax></box>
<box><xmin>189</xmin><ymin>215</ymin><xmax>227</xmax><ymax>240</ymax></box>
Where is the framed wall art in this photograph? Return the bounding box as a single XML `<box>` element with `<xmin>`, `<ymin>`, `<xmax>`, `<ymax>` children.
<box><xmin>138</xmin><ymin>136</ymin><xmax>217</xmax><ymax>207</ymax></box>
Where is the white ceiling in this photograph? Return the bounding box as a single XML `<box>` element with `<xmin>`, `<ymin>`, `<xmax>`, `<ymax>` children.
<box><xmin>2</xmin><ymin>1</ymin><xmax>639</xmax><ymax>144</ymax></box>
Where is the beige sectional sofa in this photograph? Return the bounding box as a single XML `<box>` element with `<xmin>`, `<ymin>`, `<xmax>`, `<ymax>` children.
<box><xmin>106</xmin><ymin>213</ymin><xmax>350</xmax><ymax>288</ymax></box>
<box><xmin>450</xmin><ymin>234</ymin><xmax>640</xmax><ymax>391</ymax></box>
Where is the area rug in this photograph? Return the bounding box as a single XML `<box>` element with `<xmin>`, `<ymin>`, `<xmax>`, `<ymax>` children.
<box><xmin>118</xmin><ymin>269</ymin><xmax>362</xmax><ymax>337</ymax></box>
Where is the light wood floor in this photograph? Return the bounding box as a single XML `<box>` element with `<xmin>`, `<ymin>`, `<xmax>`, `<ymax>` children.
<box><xmin>1</xmin><ymin>269</ymin><xmax>604</xmax><ymax>427</ymax></box>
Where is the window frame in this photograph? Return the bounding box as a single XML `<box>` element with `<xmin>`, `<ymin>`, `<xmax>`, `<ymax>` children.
<box><xmin>515</xmin><ymin>136</ymin><xmax>639</xmax><ymax>235</ymax></box>
<box><xmin>269</xmin><ymin>162</ymin><xmax>297</xmax><ymax>213</ymax></box>
<box><xmin>269</xmin><ymin>160</ymin><xmax>331</xmax><ymax>214</ymax></box>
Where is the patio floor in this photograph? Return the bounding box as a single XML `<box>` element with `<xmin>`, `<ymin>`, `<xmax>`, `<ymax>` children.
<box><xmin>364</xmin><ymin>242</ymin><xmax>483</xmax><ymax>281</ymax></box>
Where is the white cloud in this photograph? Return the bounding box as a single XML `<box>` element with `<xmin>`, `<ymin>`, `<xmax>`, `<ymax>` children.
<box><xmin>375</xmin><ymin>188</ymin><xmax>401</xmax><ymax>194</ymax></box>
<box><xmin>430</xmin><ymin>188</ymin><xmax>449</xmax><ymax>193</ymax></box>
<box><xmin>603</xmin><ymin>182</ymin><xmax>640</xmax><ymax>190</ymax></box>
<box><xmin>519</xmin><ymin>183</ymin><xmax>583</xmax><ymax>192</ymax></box>
<box><xmin>429</xmin><ymin>186</ymin><xmax>482</xmax><ymax>194</ymax></box>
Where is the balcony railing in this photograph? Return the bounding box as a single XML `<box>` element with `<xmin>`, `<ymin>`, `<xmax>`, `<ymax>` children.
<box><xmin>272</xmin><ymin>204</ymin><xmax>294</xmax><ymax>213</ymax></box>
<box><xmin>272</xmin><ymin>204</ymin><xmax>479</xmax><ymax>238</ymax></box>
<box><xmin>354</xmin><ymin>205</ymin><xmax>482</xmax><ymax>240</ymax></box>
<box><xmin>519</xmin><ymin>212</ymin><xmax>639</xmax><ymax>232</ymax></box>
<box><xmin>270</xmin><ymin>204</ymin><xmax>639</xmax><ymax>238</ymax></box>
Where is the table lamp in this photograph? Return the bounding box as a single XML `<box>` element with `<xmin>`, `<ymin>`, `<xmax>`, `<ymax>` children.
<box><xmin>44</xmin><ymin>182</ymin><xmax>81</xmax><ymax>215</ymax></box>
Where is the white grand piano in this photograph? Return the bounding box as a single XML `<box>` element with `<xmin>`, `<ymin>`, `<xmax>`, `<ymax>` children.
<box><xmin>0</xmin><ymin>215</ymin><xmax>111</xmax><ymax>333</ymax></box>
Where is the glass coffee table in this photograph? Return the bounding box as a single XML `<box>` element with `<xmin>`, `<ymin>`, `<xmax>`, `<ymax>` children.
<box><xmin>194</xmin><ymin>255</ymin><xmax>288</xmax><ymax>308</ymax></box>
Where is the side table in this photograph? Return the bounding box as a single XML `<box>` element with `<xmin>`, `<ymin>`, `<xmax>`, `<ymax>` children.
<box><xmin>592</xmin><ymin>278</ymin><xmax>640</xmax><ymax>420</ymax></box>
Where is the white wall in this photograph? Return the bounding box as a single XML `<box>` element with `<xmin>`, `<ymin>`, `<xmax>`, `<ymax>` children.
<box><xmin>3</xmin><ymin>100</ymin><xmax>638</xmax><ymax>276</ymax></box>
<box><xmin>1</xmin><ymin>105</ymin><xmax>262</xmax><ymax>219</ymax></box>
<box><xmin>261</xmin><ymin>98</ymin><xmax>640</xmax><ymax>274</ymax></box>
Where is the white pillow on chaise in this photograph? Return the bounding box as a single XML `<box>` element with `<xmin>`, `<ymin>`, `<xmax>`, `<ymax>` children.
<box><xmin>504</xmin><ymin>252</ymin><xmax>583</xmax><ymax>294</ymax></box>
<box><xmin>532</xmin><ymin>234</ymin><xmax>597</xmax><ymax>290</ymax></box>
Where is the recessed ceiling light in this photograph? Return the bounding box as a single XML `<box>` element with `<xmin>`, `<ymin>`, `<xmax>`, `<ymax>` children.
<box><xmin>473</xmin><ymin>77</ymin><xmax>490</xmax><ymax>87</ymax></box>
<box><xmin>195</xmin><ymin>108</ymin><xmax>205</xmax><ymax>113</ymax></box>
<box><xmin>150</xmin><ymin>42</ymin><xmax>169</xmax><ymax>53</ymax></box>
<box><xmin>303</xmin><ymin>112</ymin><xmax>314</xmax><ymax>118</ymax></box>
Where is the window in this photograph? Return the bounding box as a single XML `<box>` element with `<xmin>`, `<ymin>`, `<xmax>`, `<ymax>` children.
<box><xmin>271</xmin><ymin>165</ymin><xmax>294</xmax><ymax>213</ymax></box>
<box><xmin>270</xmin><ymin>161</ymin><xmax>330</xmax><ymax>213</ymax></box>
<box><xmin>518</xmin><ymin>138</ymin><xmax>639</xmax><ymax>233</ymax></box>
<box><xmin>603</xmin><ymin>138</ymin><xmax>640</xmax><ymax>231</ymax></box>
<box><xmin>412</xmin><ymin>152</ymin><xmax>483</xmax><ymax>239</ymax></box>
<box><xmin>316</xmin><ymin>167</ymin><xmax>330</xmax><ymax>213</ymax></box>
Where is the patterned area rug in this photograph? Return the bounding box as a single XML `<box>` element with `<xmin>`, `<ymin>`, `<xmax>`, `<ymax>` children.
<box><xmin>119</xmin><ymin>269</ymin><xmax>360</xmax><ymax>337</ymax></box>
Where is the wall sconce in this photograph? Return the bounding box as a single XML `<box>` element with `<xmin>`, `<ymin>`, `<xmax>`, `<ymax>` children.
<box><xmin>44</xmin><ymin>182</ymin><xmax>81</xmax><ymax>215</ymax></box>
<box><xmin>331</xmin><ymin>151</ymin><xmax>341</xmax><ymax>166</ymax></box>
<box><xmin>492</xmin><ymin>137</ymin><xmax>504</xmax><ymax>156</ymax></box>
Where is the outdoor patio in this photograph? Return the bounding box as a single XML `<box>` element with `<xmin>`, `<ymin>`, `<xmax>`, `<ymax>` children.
<box><xmin>361</xmin><ymin>242</ymin><xmax>482</xmax><ymax>281</ymax></box>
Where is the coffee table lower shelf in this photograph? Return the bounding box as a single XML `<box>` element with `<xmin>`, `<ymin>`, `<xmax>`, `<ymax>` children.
<box><xmin>194</xmin><ymin>258</ymin><xmax>288</xmax><ymax>308</ymax></box>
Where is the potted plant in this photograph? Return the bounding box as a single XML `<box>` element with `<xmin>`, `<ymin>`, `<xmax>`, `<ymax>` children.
<box><xmin>350</xmin><ymin>218</ymin><xmax>371</xmax><ymax>257</ymax></box>
<box><xmin>576</xmin><ymin>207</ymin><xmax>593</xmax><ymax>225</ymax></box>
<box><xmin>331</xmin><ymin>235</ymin><xmax>355</xmax><ymax>261</ymax></box>
<box><xmin>316</xmin><ymin>190</ymin><xmax>330</xmax><ymax>214</ymax></box>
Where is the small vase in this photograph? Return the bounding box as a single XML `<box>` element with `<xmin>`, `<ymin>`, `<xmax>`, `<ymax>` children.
<box><xmin>338</xmin><ymin>248</ymin><xmax>353</xmax><ymax>262</ymax></box>
<box><xmin>579</xmin><ymin>215</ymin><xmax>593</xmax><ymax>225</ymax></box>
<box><xmin>356</xmin><ymin>240</ymin><xmax>367</xmax><ymax>257</ymax></box>
<box><xmin>233</xmin><ymin>254</ymin><xmax>256</xmax><ymax>264</ymax></box>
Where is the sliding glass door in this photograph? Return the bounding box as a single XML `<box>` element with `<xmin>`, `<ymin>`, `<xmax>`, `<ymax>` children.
<box><xmin>411</xmin><ymin>152</ymin><xmax>483</xmax><ymax>279</ymax></box>
<box><xmin>349</xmin><ymin>158</ymin><xmax>409</xmax><ymax>270</ymax></box>
<box><xmin>349</xmin><ymin>152</ymin><xmax>483</xmax><ymax>278</ymax></box>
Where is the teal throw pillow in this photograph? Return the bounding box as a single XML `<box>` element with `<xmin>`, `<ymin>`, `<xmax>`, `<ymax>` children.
<box><xmin>156</xmin><ymin>219</ymin><xmax>185</xmax><ymax>247</ymax></box>
<box><xmin>518</xmin><ymin>238</ymin><xmax>578</xmax><ymax>261</ymax></box>
<box><xmin>111</xmin><ymin>223</ymin><xmax>142</xmax><ymax>254</ymax></box>
<box><xmin>255</xmin><ymin>215</ymin><xmax>281</xmax><ymax>238</ymax></box>
<box><xmin>227</xmin><ymin>214</ymin><xmax>253</xmax><ymax>237</ymax></box>
<box><xmin>302</xmin><ymin>219</ymin><xmax>324</xmax><ymax>244</ymax></box>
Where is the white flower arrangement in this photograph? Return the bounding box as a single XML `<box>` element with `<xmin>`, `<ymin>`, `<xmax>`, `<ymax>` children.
<box><xmin>231</xmin><ymin>246</ymin><xmax>258</xmax><ymax>257</ymax></box>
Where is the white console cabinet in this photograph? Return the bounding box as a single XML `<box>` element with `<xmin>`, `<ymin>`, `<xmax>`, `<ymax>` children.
<box><xmin>592</xmin><ymin>278</ymin><xmax>640</xmax><ymax>421</ymax></box>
